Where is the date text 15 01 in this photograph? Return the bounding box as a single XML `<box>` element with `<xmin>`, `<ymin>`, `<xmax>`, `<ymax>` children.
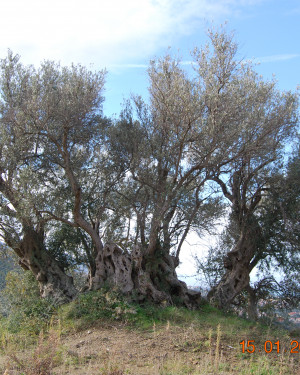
<box><xmin>239</xmin><ymin>340</ymin><xmax>300</xmax><ymax>354</ymax></box>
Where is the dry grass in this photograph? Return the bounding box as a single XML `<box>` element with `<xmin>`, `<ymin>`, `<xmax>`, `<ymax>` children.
<box><xmin>2</xmin><ymin>321</ymin><xmax>298</xmax><ymax>375</ymax></box>
<box><xmin>1</xmin><ymin>303</ymin><xmax>299</xmax><ymax>375</ymax></box>
<box><xmin>3</xmin><ymin>329</ymin><xmax>61</xmax><ymax>375</ymax></box>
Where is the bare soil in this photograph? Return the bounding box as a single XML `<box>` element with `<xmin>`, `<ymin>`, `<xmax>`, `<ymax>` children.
<box><xmin>56</xmin><ymin>322</ymin><xmax>206</xmax><ymax>374</ymax></box>
<box><xmin>2</xmin><ymin>321</ymin><xmax>299</xmax><ymax>374</ymax></box>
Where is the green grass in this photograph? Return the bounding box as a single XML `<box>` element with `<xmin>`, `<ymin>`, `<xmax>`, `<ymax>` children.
<box><xmin>0</xmin><ymin>288</ymin><xmax>298</xmax><ymax>375</ymax></box>
<box><xmin>0</xmin><ymin>287</ymin><xmax>290</xmax><ymax>346</ymax></box>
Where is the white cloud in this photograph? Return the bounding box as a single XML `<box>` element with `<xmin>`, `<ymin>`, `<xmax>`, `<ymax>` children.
<box><xmin>109</xmin><ymin>63</ymin><xmax>149</xmax><ymax>70</ymax></box>
<box><xmin>256</xmin><ymin>54</ymin><xmax>300</xmax><ymax>63</ymax></box>
<box><xmin>0</xmin><ymin>0</ymin><xmax>261</xmax><ymax>67</ymax></box>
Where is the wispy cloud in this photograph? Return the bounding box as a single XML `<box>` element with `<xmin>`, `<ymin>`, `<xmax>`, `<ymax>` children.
<box><xmin>180</xmin><ymin>54</ymin><xmax>300</xmax><ymax>71</ymax></box>
<box><xmin>0</xmin><ymin>0</ymin><xmax>262</xmax><ymax>67</ymax></box>
<box><xmin>255</xmin><ymin>54</ymin><xmax>300</xmax><ymax>63</ymax></box>
<box><xmin>110</xmin><ymin>60</ymin><xmax>197</xmax><ymax>71</ymax></box>
<box><xmin>109</xmin><ymin>50</ymin><xmax>300</xmax><ymax>72</ymax></box>
<box><xmin>109</xmin><ymin>64</ymin><xmax>149</xmax><ymax>69</ymax></box>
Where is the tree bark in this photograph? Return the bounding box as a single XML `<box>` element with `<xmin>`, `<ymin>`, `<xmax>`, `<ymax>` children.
<box><xmin>89</xmin><ymin>242</ymin><xmax>202</xmax><ymax>308</ymax></box>
<box><xmin>208</xmin><ymin>223</ymin><xmax>262</xmax><ymax>309</ymax></box>
<box><xmin>15</xmin><ymin>229</ymin><xmax>77</xmax><ymax>303</ymax></box>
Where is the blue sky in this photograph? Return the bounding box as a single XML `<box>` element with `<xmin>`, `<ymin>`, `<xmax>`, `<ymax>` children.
<box><xmin>1</xmin><ymin>0</ymin><xmax>299</xmax><ymax>117</ymax></box>
<box><xmin>1</xmin><ymin>0</ymin><xmax>299</xmax><ymax>284</ymax></box>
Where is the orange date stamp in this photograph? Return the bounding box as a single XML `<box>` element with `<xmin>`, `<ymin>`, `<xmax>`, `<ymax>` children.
<box><xmin>239</xmin><ymin>340</ymin><xmax>300</xmax><ymax>354</ymax></box>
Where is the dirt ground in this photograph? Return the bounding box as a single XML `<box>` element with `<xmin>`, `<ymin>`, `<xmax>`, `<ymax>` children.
<box><xmin>2</xmin><ymin>321</ymin><xmax>299</xmax><ymax>375</ymax></box>
<box><xmin>55</xmin><ymin>323</ymin><xmax>210</xmax><ymax>374</ymax></box>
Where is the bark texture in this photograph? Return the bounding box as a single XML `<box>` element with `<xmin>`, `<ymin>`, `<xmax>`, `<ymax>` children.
<box><xmin>15</xmin><ymin>229</ymin><xmax>77</xmax><ymax>303</ymax></box>
<box><xmin>208</xmin><ymin>223</ymin><xmax>262</xmax><ymax>309</ymax></box>
<box><xmin>90</xmin><ymin>243</ymin><xmax>202</xmax><ymax>308</ymax></box>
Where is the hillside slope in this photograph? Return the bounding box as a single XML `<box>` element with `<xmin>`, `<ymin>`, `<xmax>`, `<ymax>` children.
<box><xmin>1</xmin><ymin>302</ymin><xmax>299</xmax><ymax>375</ymax></box>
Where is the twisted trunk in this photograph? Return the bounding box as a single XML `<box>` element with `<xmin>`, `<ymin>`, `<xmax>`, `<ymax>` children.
<box><xmin>15</xmin><ymin>229</ymin><xmax>77</xmax><ymax>303</ymax></box>
<box><xmin>89</xmin><ymin>242</ymin><xmax>202</xmax><ymax>308</ymax></box>
<box><xmin>208</xmin><ymin>222</ymin><xmax>262</xmax><ymax>308</ymax></box>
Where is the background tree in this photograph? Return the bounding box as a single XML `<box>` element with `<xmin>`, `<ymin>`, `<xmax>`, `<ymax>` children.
<box><xmin>0</xmin><ymin>244</ymin><xmax>16</xmax><ymax>291</ymax></box>
<box><xmin>197</xmin><ymin>140</ymin><xmax>300</xmax><ymax>316</ymax></box>
<box><xmin>192</xmin><ymin>29</ymin><xmax>299</xmax><ymax>308</ymax></box>
<box><xmin>0</xmin><ymin>51</ymin><xmax>106</xmax><ymax>301</ymax></box>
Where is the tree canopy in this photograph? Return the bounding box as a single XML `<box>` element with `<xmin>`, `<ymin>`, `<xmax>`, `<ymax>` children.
<box><xmin>0</xmin><ymin>28</ymin><xmax>298</xmax><ymax>309</ymax></box>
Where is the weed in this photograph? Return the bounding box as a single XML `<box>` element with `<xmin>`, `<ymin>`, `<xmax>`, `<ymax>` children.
<box><xmin>207</xmin><ymin>327</ymin><xmax>212</xmax><ymax>360</ymax></box>
<box><xmin>214</xmin><ymin>323</ymin><xmax>221</xmax><ymax>370</ymax></box>
<box><xmin>0</xmin><ymin>271</ymin><xmax>58</xmax><ymax>339</ymax></box>
<box><xmin>0</xmin><ymin>291</ymin><xmax>298</xmax><ymax>375</ymax></box>
<box><xmin>98</xmin><ymin>364</ymin><xmax>126</xmax><ymax>375</ymax></box>
<box><xmin>5</xmin><ymin>330</ymin><xmax>61</xmax><ymax>375</ymax></box>
<box><xmin>159</xmin><ymin>360</ymin><xmax>195</xmax><ymax>375</ymax></box>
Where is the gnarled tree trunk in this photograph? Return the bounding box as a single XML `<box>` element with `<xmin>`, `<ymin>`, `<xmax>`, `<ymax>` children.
<box><xmin>89</xmin><ymin>243</ymin><xmax>202</xmax><ymax>308</ymax></box>
<box><xmin>15</xmin><ymin>229</ymin><xmax>77</xmax><ymax>303</ymax></box>
<box><xmin>208</xmin><ymin>223</ymin><xmax>262</xmax><ymax>309</ymax></box>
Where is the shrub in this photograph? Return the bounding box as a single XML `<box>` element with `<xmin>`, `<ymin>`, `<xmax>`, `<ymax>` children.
<box><xmin>67</xmin><ymin>287</ymin><xmax>137</xmax><ymax>322</ymax></box>
<box><xmin>0</xmin><ymin>270</ymin><xmax>57</xmax><ymax>335</ymax></box>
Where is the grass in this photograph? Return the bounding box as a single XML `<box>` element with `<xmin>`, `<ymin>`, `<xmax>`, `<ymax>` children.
<box><xmin>0</xmin><ymin>289</ymin><xmax>299</xmax><ymax>374</ymax></box>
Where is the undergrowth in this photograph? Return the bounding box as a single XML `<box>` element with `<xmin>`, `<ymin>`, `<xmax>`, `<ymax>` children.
<box><xmin>5</xmin><ymin>330</ymin><xmax>62</xmax><ymax>375</ymax></box>
<box><xmin>0</xmin><ymin>274</ymin><xmax>298</xmax><ymax>374</ymax></box>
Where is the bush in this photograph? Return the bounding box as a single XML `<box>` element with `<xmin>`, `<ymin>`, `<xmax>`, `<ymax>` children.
<box><xmin>0</xmin><ymin>270</ymin><xmax>57</xmax><ymax>335</ymax></box>
<box><xmin>67</xmin><ymin>287</ymin><xmax>137</xmax><ymax>322</ymax></box>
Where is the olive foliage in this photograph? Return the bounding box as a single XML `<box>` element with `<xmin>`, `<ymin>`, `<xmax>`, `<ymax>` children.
<box><xmin>0</xmin><ymin>28</ymin><xmax>298</xmax><ymax>307</ymax></box>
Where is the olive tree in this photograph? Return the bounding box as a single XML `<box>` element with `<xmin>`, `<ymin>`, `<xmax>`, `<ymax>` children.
<box><xmin>190</xmin><ymin>30</ymin><xmax>299</xmax><ymax>308</ymax></box>
<box><xmin>0</xmin><ymin>27</ymin><xmax>297</xmax><ymax>309</ymax></box>
<box><xmin>0</xmin><ymin>51</ymin><xmax>107</xmax><ymax>301</ymax></box>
